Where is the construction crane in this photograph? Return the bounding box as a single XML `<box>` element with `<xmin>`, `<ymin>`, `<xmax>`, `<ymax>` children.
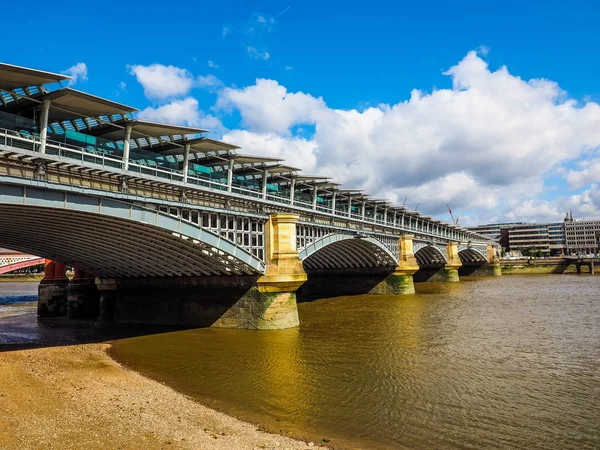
<box><xmin>446</xmin><ymin>204</ymin><xmax>459</xmax><ymax>225</ymax></box>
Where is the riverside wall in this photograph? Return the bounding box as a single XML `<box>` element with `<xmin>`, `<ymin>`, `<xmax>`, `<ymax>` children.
<box><xmin>500</xmin><ymin>259</ymin><xmax>586</xmax><ymax>275</ymax></box>
<box><xmin>0</xmin><ymin>273</ymin><xmax>44</xmax><ymax>282</ymax></box>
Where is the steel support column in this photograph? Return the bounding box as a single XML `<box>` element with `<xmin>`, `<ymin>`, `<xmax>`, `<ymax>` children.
<box><xmin>182</xmin><ymin>143</ymin><xmax>191</xmax><ymax>183</ymax></box>
<box><xmin>122</xmin><ymin>125</ymin><xmax>133</xmax><ymax>171</ymax></box>
<box><xmin>227</xmin><ymin>158</ymin><xmax>234</xmax><ymax>192</ymax></box>
<box><xmin>261</xmin><ymin>169</ymin><xmax>268</xmax><ymax>199</ymax></box>
<box><xmin>39</xmin><ymin>99</ymin><xmax>51</xmax><ymax>154</ymax></box>
<box><xmin>331</xmin><ymin>191</ymin><xmax>336</xmax><ymax>213</ymax></box>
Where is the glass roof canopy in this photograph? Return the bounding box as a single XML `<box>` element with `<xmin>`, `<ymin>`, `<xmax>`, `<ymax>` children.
<box><xmin>0</xmin><ymin>61</ymin><xmax>458</xmax><ymax>228</ymax></box>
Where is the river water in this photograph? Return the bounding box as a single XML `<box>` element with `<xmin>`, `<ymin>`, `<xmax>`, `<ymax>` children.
<box><xmin>108</xmin><ymin>276</ymin><xmax>600</xmax><ymax>449</ymax></box>
<box><xmin>2</xmin><ymin>277</ymin><xmax>599</xmax><ymax>449</ymax></box>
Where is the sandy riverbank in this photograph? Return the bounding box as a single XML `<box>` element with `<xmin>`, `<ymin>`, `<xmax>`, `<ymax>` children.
<box><xmin>0</xmin><ymin>344</ymin><xmax>326</xmax><ymax>449</ymax></box>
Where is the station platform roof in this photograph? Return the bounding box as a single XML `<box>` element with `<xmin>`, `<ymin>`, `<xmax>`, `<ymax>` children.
<box><xmin>87</xmin><ymin>119</ymin><xmax>206</xmax><ymax>142</ymax></box>
<box><xmin>0</xmin><ymin>62</ymin><xmax>70</xmax><ymax>91</ymax></box>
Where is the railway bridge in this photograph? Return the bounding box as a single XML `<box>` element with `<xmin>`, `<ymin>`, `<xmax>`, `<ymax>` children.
<box><xmin>0</xmin><ymin>62</ymin><xmax>499</xmax><ymax>329</ymax></box>
<box><xmin>0</xmin><ymin>250</ymin><xmax>44</xmax><ymax>274</ymax></box>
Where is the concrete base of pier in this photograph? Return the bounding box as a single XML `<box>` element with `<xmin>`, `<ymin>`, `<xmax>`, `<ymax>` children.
<box><xmin>459</xmin><ymin>263</ymin><xmax>502</xmax><ymax>277</ymax></box>
<box><xmin>212</xmin><ymin>287</ymin><xmax>300</xmax><ymax>330</ymax></box>
<box><xmin>95</xmin><ymin>276</ymin><xmax>301</xmax><ymax>330</ymax></box>
<box><xmin>99</xmin><ymin>288</ymin><xmax>117</xmax><ymax>321</ymax></box>
<box><xmin>38</xmin><ymin>280</ymin><xmax>68</xmax><ymax>317</ymax></box>
<box><xmin>415</xmin><ymin>266</ymin><xmax>460</xmax><ymax>283</ymax></box>
<box><xmin>473</xmin><ymin>264</ymin><xmax>502</xmax><ymax>277</ymax></box>
<box><xmin>369</xmin><ymin>271</ymin><xmax>416</xmax><ymax>295</ymax></box>
<box><xmin>429</xmin><ymin>267</ymin><xmax>460</xmax><ymax>282</ymax></box>
<box><xmin>67</xmin><ymin>279</ymin><xmax>99</xmax><ymax>319</ymax></box>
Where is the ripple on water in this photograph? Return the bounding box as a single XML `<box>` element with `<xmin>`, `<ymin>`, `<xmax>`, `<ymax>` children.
<box><xmin>107</xmin><ymin>276</ymin><xmax>600</xmax><ymax>449</ymax></box>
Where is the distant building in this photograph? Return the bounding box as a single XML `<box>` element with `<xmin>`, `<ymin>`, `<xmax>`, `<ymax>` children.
<box><xmin>469</xmin><ymin>213</ymin><xmax>600</xmax><ymax>256</ymax></box>
<box><xmin>468</xmin><ymin>221</ymin><xmax>566</xmax><ymax>256</ymax></box>
<box><xmin>466</xmin><ymin>222</ymin><xmax>524</xmax><ymax>240</ymax></box>
<box><xmin>564</xmin><ymin>218</ymin><xmax>600</xmax><ymax>255</ymax></box>
<box><xmin>507</xmin><ymin>223</ymin><xmax>552</xmax><ymax>255</ymax></box>
<box><xmin>548</xmin><ymin>222</ymin><xmax>566</xmax><ymax>254</ymax></box>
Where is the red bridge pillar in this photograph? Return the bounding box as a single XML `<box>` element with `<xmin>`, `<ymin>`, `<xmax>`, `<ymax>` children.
<box><xmin>38</xmin><ymin>259</ymin><xmax>69</xmax><ymax>317</ymax></box>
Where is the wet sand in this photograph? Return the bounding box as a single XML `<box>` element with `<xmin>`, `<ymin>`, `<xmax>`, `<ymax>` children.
<box><xmin>0</xmin><ymin>343</ymin><xmax>326</xmax><ymax>450</ymax></box>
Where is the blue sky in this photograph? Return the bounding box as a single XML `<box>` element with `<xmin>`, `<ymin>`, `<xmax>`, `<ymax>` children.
<box><xmin>3</xmin><ymin>0</ymin><xmax>600</xmax><ymax>225</ymax></box>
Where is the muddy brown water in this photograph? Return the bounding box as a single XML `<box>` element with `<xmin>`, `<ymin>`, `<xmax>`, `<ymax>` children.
<box><xmin>107</xmin><ymin>276</ymin><xmax>600</xmax><ymax>449</ymax></box>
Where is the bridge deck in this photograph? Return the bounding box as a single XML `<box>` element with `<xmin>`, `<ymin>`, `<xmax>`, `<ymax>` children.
<box><xmin>0</xmin><ymin>127</ymin><xmax>493</xmax><ymax>247</ymax></box>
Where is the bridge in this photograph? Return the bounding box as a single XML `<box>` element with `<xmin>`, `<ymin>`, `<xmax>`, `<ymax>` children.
<box><xmin>0</xmin><ymin>250</ymin><xmax>44</xmax><ymax>274</ymax></box>
<box><xmin>0</xmin><ymin>62</ymin><xmax>500</xmax><ymax>329</ymax></box>
<box><xmin>565</xmin><ymin>256</ymin><xmax>598</xmax><ymax>274</ymax></box>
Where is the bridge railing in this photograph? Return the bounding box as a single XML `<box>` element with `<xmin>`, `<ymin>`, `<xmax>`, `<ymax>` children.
<box><xmin>0</xmin><ymin>126</ymin><xmax>493</xmax><ymax>246</ymax></box>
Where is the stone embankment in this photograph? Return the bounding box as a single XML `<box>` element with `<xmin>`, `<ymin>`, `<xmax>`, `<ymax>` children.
<box><xmin>0</xmin><ymin>273</ymin><xmax>44</xmax><ymax>282</ymax></box>
<box><xmin>0</xmin><ymin>344</ymin><xmax>326</xmax><ymax>450</ymax></box>
<box><xmin>500</xmin><ymin>259</ymin><xmax>588</xmax><ymax>275</ymax></box>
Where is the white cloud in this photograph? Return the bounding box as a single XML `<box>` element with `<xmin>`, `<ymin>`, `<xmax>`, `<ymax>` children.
<box><xmin>222</xmin><ymin>26</ymin><xmax>230</xmax><ymax>37</ymax></box>
<box><xmin>64</xmin><ymin>62</ymin><xmax>88</xmax><ymax>86</ymax></box>
<box><xmin>222</xmin><ymin>130</ymin><xmax>317</xmax><ymax>170</ymax></box>
<box><xmin>196</xmin><ymin>74</ymin><xmax>223</xmax><ymax>92</ymax></box>
<box><xmin>476</xmin><ymin>45</ymin><xmax>490</xmax><ymax>56</ymax></box>
<box><xmin>247</xmin><ymin>46</ymin><xmax>270</xmax><ymax>60</ymax></box>
<box><xmin>128</xmin><ymin>64</ymin><xmax>194</xmax><ymax>100</ymax></box>
<box><xmin>214</xmin><ymin>50</ymin><xmax>600</xmax><ymax>223</ymax></box>
<box><xmin>207</xmin><ymin>60</ymin><xmax>219</xmax><ymax>69</ymax></box>
<box><xmin>138</xmin><ymin>97</ymin><xmax>226</xmax><ymax>134</ymax></box>
<box><xmin>566</xmin><ymin>158</ymin><xmax>600</xmax><ymax>190</ymax></box>
<box><xmin>217</xmin><ymin>79</ymin><xmax>325</xmax><ymax>133</ymax></box>
<box><xmin>114</xmin><ymin>81</ymin><xmax>127</xmax><ymax>96</ymax></box>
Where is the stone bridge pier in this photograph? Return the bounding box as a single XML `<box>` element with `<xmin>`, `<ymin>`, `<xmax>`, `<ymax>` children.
<box><xmin>92</xmin><ymin>214</ymin><xmax>307</xmax><ymax>330</ymax></box>
<box><xmin>38</xmin><ymin>260</ymin><xmax>69</xmax><ymax>317</ymax></box>
<box><xmin>367</xmin><ymin>235</ymin><xmax>420</xmax><ymax>295</ymax></box>
<box><xmin>430</xmin><ymin>242</ymin><xmax>462</xmax><ymax>282</ymax></box>
<box><xmin>38</xmin><ymin>261</ymin><xmax>100</xmax><ymax>318</ymax></box>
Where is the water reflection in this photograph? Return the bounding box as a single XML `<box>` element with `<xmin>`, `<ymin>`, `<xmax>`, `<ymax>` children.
<box><xmin>15</xmin><ymin>276</ymin><xmax>600</xmax><ymax>449</ymax></box>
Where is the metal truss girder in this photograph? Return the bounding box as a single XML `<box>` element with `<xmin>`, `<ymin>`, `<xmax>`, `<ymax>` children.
<box><xmin>300</xmin><ymin>233</ymin><xmax>398</xmax><ymax>270</ymax></box>
<box><xmin>0</xmin><ymin>184</ymin><xmax>266</xmax><ymax>277</ymax></box>
<box><xmin>457</xmin><ymin>247</ymin><xmax>487</xmax><ymax>263</ymax></box>
<box><xmin>414</xmin><ymin>244</ymin><xmax>448</xmax><ymax>266</ymax></box>
<box><xmin>0</xmin><ymin>209</ymin><xmax>216</xmax><ymax>277</ymax></box>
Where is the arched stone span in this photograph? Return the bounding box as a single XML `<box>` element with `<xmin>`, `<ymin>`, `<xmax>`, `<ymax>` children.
<box><xmin>299</xmin><ymin>234</ymin><xmax>398</xmax><ymax>271</ymax></box>
<box><xmin>414</xmin><ymin>245</ymin><xmax>448</xmax><ymax>267</ymax></box>
<box><xmin>0</xmin><ymin>184</ymin><xmax>265</xmax><ymax>278</ymax></box>
<box><xmin>458</xmin><ymin>248</ymin><xmax>487</xmax><ymax>264</ymax></box>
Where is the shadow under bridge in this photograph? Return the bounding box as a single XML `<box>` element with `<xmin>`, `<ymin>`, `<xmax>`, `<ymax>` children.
<box><xmin>296</xmin><ymin>233</ymin><xmax>399</xmax><ymax>300</ymax></box>
<box><xmin>457</xmin><ymin>247</ymin><xmax>488</xmax><ymax>276</ymax></box>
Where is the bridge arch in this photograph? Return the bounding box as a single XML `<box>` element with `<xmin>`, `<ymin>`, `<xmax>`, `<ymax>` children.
<box><xmin>457</xmin><ymin>247</ymin><xmax>487</xmax><ymax>264</ymax></box>
<box><xmin>299</xmin><ymin>233</ymin><xmax>398</xmax><ymax>271</ymax></box>
<box><xmin>413</xmin><ymin>244</ymin><xmax>448</xmax><ymax>267</ymax></box>
<box><xmin>0</xmin><ymin>184</ymin><xmax>265</xmax><ymax>278</ymax></box>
